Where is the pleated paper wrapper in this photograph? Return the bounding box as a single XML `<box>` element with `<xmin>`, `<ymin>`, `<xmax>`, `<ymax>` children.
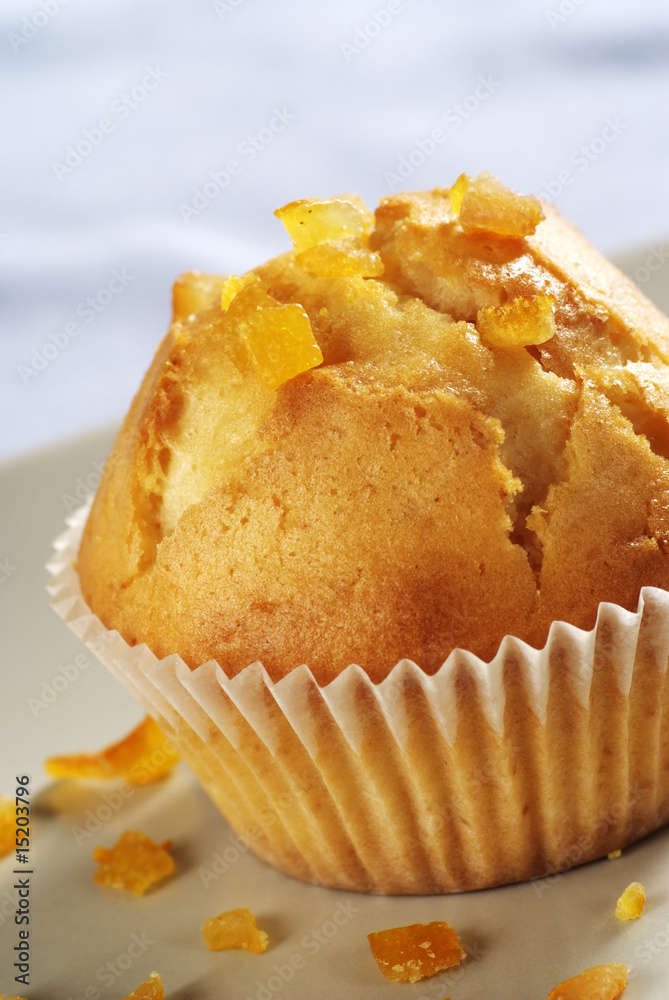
<box><xmin>48</xmin><ymin>502</ymin><xmax>669</xmax><ymax>894</ymax></box>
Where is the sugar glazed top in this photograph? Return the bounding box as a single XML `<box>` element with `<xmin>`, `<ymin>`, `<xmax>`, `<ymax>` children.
<box><xmin>78</xmin><ymin>173</ymin><xmax>669</xmax><ymax>683</ymax></box>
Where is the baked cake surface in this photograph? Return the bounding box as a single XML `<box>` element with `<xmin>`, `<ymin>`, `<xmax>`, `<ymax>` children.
<box><xmin>78</xmin><ymin>176</ymin><xmax>669</xmax><ymax>682</ymax></box>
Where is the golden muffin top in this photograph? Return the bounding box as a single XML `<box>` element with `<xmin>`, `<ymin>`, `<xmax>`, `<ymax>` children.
<box><xmin>78</xmin><ymin>174</ymin><xmax>669</xmax><ymax>683</ymax></box>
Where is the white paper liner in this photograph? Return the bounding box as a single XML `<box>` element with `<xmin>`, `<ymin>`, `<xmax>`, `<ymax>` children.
<box><xmin>48</xmin><ymin>502</ymin><xmax>669</xmax><ymax>894</ymax></box>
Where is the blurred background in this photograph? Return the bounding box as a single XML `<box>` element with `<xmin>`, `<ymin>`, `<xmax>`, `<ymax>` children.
<box><xmin>2</xmin><ymin>0</ymin><xmax>669</xmax><ymax>462</ymax></box>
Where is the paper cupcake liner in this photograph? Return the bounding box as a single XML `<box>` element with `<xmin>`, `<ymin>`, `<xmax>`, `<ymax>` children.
<box><xmin>48</xmin><ymin>503</ymin><xmax>669</xmax><ymax>894</ymax></box>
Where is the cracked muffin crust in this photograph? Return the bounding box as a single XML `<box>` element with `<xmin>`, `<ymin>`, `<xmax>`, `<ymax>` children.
<box><xmin>77</xmin><ymin>177</ymin><xmax>669</xmax><ymax>684</ymax></box>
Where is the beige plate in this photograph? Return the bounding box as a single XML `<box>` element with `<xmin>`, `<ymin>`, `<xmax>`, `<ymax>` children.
<box><xmin>1</xmin><ymin>242</ymin><xmax>669</xmax><ymax>998</ymax></box>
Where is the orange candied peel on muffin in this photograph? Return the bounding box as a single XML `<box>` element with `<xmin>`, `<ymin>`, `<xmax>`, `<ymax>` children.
<box><xmin>77</xmin><ymin>173</ymin><xmax>669</xmax><ymax>684</ymax></box>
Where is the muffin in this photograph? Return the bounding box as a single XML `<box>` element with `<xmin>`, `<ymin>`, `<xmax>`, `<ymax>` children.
<box><xmin>51</xmin><ymin>172</ymin><xmax>669</xmax><ymax>893</ymax></box>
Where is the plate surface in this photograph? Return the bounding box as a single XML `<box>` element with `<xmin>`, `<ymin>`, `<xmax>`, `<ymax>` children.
<box><xmin>2</xmin><ymin>245</ymin><xmax>669</xmax><ymax>998</ymax></box>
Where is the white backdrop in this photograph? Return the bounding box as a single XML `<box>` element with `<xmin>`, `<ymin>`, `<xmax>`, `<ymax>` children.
<box><xmin>2</xmin><ymin>0</ymin><xmax>669</xmax><ymax>461</ymax></box>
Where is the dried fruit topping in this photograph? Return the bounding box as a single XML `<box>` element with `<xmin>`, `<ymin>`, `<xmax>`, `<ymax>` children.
<box><xmin>221</xmin><ymin>273</ymin><xmax>323</xmax><ymax>389</ymax></box>
<box><xmin>221</xmin><ymin>273</ymin><xmax>257</xmax><ymax>310</ymax></box>
<box><xmin>172</xmin><ymin>271</ymin><xmax>227</xmax><ymax>321</ymax></box>
<box><xmin>477</xmin><ymin>294</ymin><xmax>556</xmax><ymax>348</ymax></box>
<box><xmin>45</xmin><ymin>715</ymin><xmax>180</xmax><ymax>786</ymax></box>
<box><xmin>241</xmin><ymin>301</ymin><xmax>322</xmax><ymax>389</ymax></box>
<box><xmin>275</xmin><ymin>197</ymin><xmax>371</xmax><ymax>251</ymax></box>
<box><xmin>615</xmin><ymin>881</ymin><xmax>646</xmax><ymax>920</ymax></box>
<box><xmin>367</xmin><ymin>921</ymin><xmax>465</xmax><ymax>983</ymax></box>
<box><xmin>0</xmin><ymin>796</ymin><xmax>15</xmax><ymax>857</ymax></box>
<box><xmin>225</xmin><ymin>273</ymin><xmax>276</xmax><ymax>316</ymax></box>
<box><xmin>456</xmin><ymin>171</ymin><xmax>545</xmax><ymax>237</ymax></box>
<box><xmin>120</xmin><ymin>972</ymin><xmax>164</xmax><ymax>1000</ymax></box>
<box><xmin>448</xmin><ymin>172</ymin><xmax>472</xmax><ymax>216</ymax></box>
<box><xmin>297</xmin><ymin>237</ymin><xmax>384</xmax><ymax>278</ymax></box>
<box><xmin>547</xmin><ymin>963</ymin><xmax>629</xmax><ymax>1000</ymax></box>
<box><xmin>201</xmin><ymin>907</ymin><xmax>269</xmax><ymax>953</ymax></box>
<box><xmin>93</xmin><ymin>830</ymin><xmax>174</xmax><ymax>896</ymax></box>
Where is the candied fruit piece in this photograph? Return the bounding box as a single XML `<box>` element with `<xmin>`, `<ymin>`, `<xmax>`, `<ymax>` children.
<box><xmin>202</xmin><ymin>907</ymin><xmax>269</xmax><ymax>953</ymax></box>
<box><xmin>225</xmin><ymin>273</ymin><xmax>276</xmax><ymax>317</ymax></box>
<box><xmin>548</xmin><ymin>964</ymin><xmax>628</xmax><ymax>1000</ymax></box>
<box><xmin>0</xmin><ymin>796</ymin><xmax>15</xmax><ymax>857</ymax></box>
<box><xmin>221</xmin><ymin>272</ymin><xmax>257</xmax><ymax>310</ymax></box>
<box><xmin>120</xmin><ymin>973</ymin><xmax>164</xmax><ymax>1000</ymax></box>
<box><xmin>448</xmin><ymin>172</ymin><xmax>472</xmax><ymax>216</ymax></box>
<box><xmin>93</xmin><ymin>830</ymin><xmax>174</xmax><ymax>896</ymax></box>
<box><xmin>458</xmin><ymin>171</ymin><xmax>545</xmax><ymax>237</ymax></box>
<box><xmin>172</xmin><ymin>271</ymin><xmax>228</xmax><ymax>321</ymax></box>
<box><xmin>477</xmin><ymin>294</ymin><xmax>556</xmax><ymax>348</ymax></box>
<box><xmin>237</xmin><ymin>302</ymin><xmax>323</xmax><ymax>390</ymax></box>
<box><xmin>297</xmin><ymin>237</ymin><xmax>384</xmax><ymax>278</ymax></box>
<box><xmin>608</xmin><ymin>849</ymin><xmax>622</xmax><ymax>859</ymax></box>
<box><xmin>367</xmin><ymin>921</ymin><xmax>465</xmax><ymax>983</ymax></box>
<box><xmin>45</xmin><ymin>715</ymin><xmax>180</xmax><ymax>785</ymax></box>
<box><xmin>219</xmin><ymin>274</ymin><xmax>324</xmax><ymax>387</ymax></box>
<box><xmin>615</xmin><ymin>881</ymin><xmax>646</xmax><ymax>920</ymax></box>
<box><xmin>275</xmin><ymin>197</ymin><xmax>370</xmax><ymax>251</ymax></box>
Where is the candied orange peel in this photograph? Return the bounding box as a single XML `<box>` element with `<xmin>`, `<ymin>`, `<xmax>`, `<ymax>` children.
<box><xmin>297</xmin><ymin>238</ymin><xmax>383</xmax><ymax>278</ymax></box>
<box><xmin>224</xmin><ymin>272</ymin><xmax>274</xmax><ymax>316</ymax></box>
<box><xmin>221</xmin><ymin>272</ymin><xmax>258</xmax><ymax>310</ymax></box>
<box><xmin>477</xmin><ymin>294</ymin><xmax>556</xmax><ymax>348</ymax></box>
<box><xmin>448</xmin><ymin>172</ymin><xmax>471</xmax><ymax>215</ymax></box>
<box><xmin>454</xmin><ymin>171</ymin><xmax>544</xmax><ymax>237</ymax></box>
<box><xmin>615</xmin><ymin>881</ymin><xmax>646</xmax><ymax>920</ymax></box>
<box><xmin>275</xmin><ymin>197</ymin><xmax>371</xmax><ymax>251</ymax></box>
<box><xmin>367</xmin><ymin>920</ymin><xmax>465</xmax><ymax>983</ymax></box>
<box><xmin>119</xmin><ymin>972</ymin><xmax>164</xmax><ymax>1000</ymax></box>
<box><xmin>221</xmin><ymin>272</ymin><xmax>323</xmax><ymax>389</ymax></box>
<box><xmin>275</xmin><ymin>196</ymin><xmax>382</xmax><ymax>280</ymax></box>
<box><xmin>548</xmin><ymin>963</ymin><xmax>629</xmax><ymax>1000</ymax></box>
<box><xmin>201</xmin><ymin>907</ymin><xmax>269</xmax><ymax>953</ymax></box>
<box><xmin>45</xmin><ymin>715</ymin><xmax>179</xmax><ymax>786</ymax></box>
<box><xmin>93</xmin><ymin>830</ymin><xmax>174</xmax><ymax>896</ymax></box>
<box><xmin>0</xmin><ymin>796</ymin><xmax>15</xmax><ymax>857</ymax></box>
